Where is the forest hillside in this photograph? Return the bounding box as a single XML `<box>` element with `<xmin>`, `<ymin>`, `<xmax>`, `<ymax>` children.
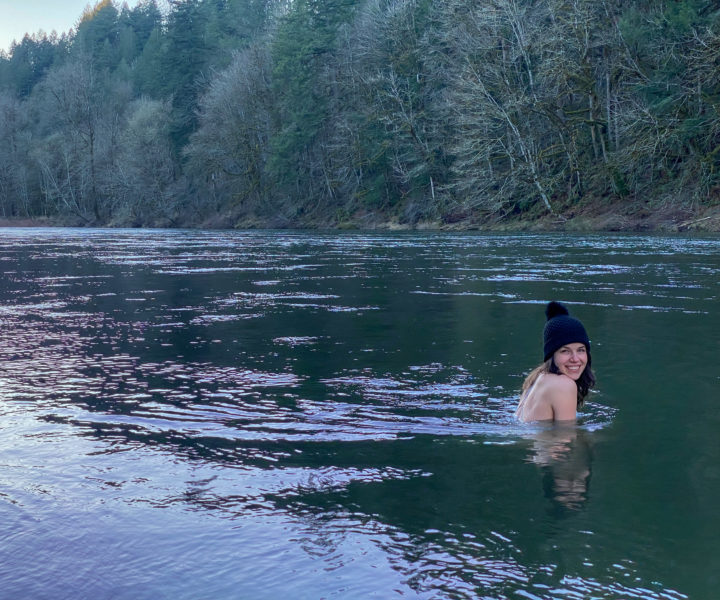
<box><xmin>2</xmin><ymin>0</ymin><xmax>720</xmax><ymax>231</ymax></box>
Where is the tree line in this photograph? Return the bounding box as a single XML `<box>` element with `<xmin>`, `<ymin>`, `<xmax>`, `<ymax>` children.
<box><xmin>1</xmin><ymin>0</ymin><xmax>719</xmax><ymax>228</ymax></box>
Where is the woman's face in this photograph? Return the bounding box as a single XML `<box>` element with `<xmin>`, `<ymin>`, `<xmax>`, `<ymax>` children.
<box><xmin>553</xmin><ymin>343</ymin><xmax>587</xmax><ymax>380</ymax></box>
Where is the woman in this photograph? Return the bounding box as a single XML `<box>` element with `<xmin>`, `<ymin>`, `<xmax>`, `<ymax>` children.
<box><xmin>515</xmin><ymin>301</ymin><xmax>595</xmax><ymax>422</ymax></box>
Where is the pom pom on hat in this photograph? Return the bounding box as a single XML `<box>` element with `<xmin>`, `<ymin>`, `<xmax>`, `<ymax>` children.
<box><xmin>542</xmin><ymin>301</ymin><xmax>590</xmax><ymax>360</ymax></box>
<box><xmin>545</xmin><ymin>300</ymin><xmax>569</xmax><ymax>321</ymax></box>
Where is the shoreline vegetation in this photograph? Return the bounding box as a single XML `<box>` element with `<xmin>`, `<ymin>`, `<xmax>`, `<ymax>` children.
<box><xmin>2</xmin><ymin>1</ymin><xmax>720</xmax><ymax>233</ymax></box>
<box><xmin>3</xmin><ymin>198</ymin><xmax>720</xmax><ymax>233</ymax></box>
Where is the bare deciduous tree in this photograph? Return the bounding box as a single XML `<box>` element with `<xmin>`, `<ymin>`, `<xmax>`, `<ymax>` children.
<box><xmin>185</xmin><ymin>43</ymin><xmax>275</xmax><ymax>221</ymax></box>
<box><xmin>110</xmin><ymin>97</ymin><xmax>176</xmax><ymax>225</ymax></box>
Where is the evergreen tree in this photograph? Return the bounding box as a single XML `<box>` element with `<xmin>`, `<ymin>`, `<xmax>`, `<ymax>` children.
<box><xmin>133</xmin><ymin>25</ymin><xmax>165</xmax><ymax>97</ymax></box>
<box><xmin>268</xmin><ymin>0</ymin><xmax>355</xmax><ymax>193</ymax></box>
<box><xmin>161</xmin><ymin>0</ymin><xmax>212</xmax><ymax>153</ymax></box>
<box><xmin>3</xmin><ymin>33</ymin><xmax>62</xmax><ymax>97</ymax></box>
<box><xmin>74</xmin><ymin>0</ymin><xmax>122</xmax><ymax>71</ymax></box>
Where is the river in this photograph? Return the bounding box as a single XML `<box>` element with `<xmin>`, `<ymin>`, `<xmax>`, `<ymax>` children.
<box><xmin>0</xmin><ymin>229</ymin><xmax>716</xmax><ymax>599</ymax></box>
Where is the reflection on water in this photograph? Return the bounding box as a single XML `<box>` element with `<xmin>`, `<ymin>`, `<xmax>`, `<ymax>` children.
<box><xmin>0</xmin><ymin>229</ymin><xmax>715</xmax><ymax>599</ymax></box>
<box><xmin>525</xmin><ymin>425</ymin><xmax>593</xmax><ymax>514</ymax></box>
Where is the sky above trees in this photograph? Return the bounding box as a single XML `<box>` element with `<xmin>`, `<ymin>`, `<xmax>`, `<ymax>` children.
<box><xmin>0</xmin><ymin>0</ymin><xmax>143</xmax><ymax>52</ymax></box>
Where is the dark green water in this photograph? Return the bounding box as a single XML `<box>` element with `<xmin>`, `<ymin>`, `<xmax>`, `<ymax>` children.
<box><xmin>0</xmin><ymin>229</ymin><xmax>716</xmax><ymax>599</ymax></box>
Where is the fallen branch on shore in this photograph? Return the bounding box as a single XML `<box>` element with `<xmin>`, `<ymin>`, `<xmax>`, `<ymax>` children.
<box><xmin>677</xmin><ymin>215</ymin><xmax>716</xmax><ymax>229</ymax></box>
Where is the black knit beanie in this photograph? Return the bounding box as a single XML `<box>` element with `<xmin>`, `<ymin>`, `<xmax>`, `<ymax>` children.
<box><xmin>543</xmin><ymin>301</ymin><xmax>590</xmax><ymax>360</ymax></box>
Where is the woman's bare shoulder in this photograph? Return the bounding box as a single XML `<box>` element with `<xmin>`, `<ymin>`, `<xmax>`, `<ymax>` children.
<box><xmin>543</xmin><ymin>374</ymin><xmax>577</xmax><ymax>420</ymax></box>
<box><xmin>537</xmin><ymin>372</ymin><xmax>576</xmax><ymax>391</ymax></box>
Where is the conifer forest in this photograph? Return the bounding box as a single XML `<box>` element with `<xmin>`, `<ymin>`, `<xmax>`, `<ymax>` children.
<box><xmin>1</xmin><ymin>0</ymin><xmax>720</xmax><ymax>229</ymax></box>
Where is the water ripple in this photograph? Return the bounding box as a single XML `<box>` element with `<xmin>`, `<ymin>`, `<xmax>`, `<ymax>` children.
<box><xmin>0</xmin><ymin>228</ymin><xmax>714</xmax><ymax>600</ymax></box>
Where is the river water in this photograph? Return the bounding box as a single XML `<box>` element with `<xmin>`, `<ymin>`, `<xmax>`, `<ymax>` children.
<box><xmin>0</xmin><ymin>228</ymin><xmax>717</xmax><ymax>599</ymax></box>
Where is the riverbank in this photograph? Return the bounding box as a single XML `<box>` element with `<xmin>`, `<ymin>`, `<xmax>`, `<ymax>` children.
<box><xmin>389</xmin><ymin>191</ymin><xmax>720</xmax><ymax>233</ymax></box>
<box><xmin>0</xmin><ymin>217</ymin><xmax>59</xmax><ymax>228</ymax></box>
<box><xmin>303</xmin><ymin>197</ymin><xmax>720</xmax><ymax>234</ymax></box>
<box><xmin>3</xmin><ymin>199</ymin><xmax>720</xmax><ymax>233</ymax></box>
<box><xmin>466</xmin><ymin>199</ymin><xmax>720</xmax><ymax>233</ymax></box>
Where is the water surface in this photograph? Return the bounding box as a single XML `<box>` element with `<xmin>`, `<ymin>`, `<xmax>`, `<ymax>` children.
<box><xmin>0</xmin><ymin>229</ymin><xmax>717</xmax><ymax>599</ymax></box>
